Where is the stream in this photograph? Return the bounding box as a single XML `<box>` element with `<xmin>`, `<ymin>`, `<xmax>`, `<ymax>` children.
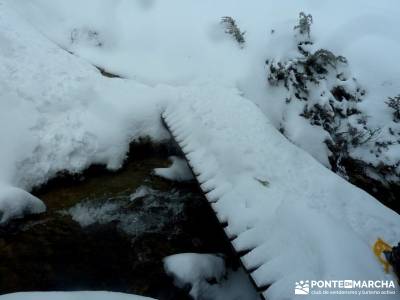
<box><xmin>0</xmin><ymin>143</ymin><xmax>236</xmax><ymax>300</ymax></box>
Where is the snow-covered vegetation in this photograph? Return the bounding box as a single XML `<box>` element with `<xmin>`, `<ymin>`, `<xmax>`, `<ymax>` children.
<box><xmin>266</xmin><ymin>12</ymin><xmax>400</xmax><ymax>207</ymax></box>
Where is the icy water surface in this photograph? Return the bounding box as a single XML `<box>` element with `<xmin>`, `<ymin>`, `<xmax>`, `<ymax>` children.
<box><xmin>0</xmin><ymin>145</ymin><xmax>233</xmax><ymax>300</ymax></box>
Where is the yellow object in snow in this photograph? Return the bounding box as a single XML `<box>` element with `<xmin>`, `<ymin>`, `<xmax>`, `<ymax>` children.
<box><xmin>373</xmin><ymin>238</ymin><xmax>393</xmax><ymax>273</ymax></box>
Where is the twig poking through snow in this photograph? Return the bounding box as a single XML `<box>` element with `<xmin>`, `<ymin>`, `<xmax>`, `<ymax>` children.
<box><xmin>221</xmin><ymin>16</ymin><xmax>246</xmax><ymax>48</ymax></box>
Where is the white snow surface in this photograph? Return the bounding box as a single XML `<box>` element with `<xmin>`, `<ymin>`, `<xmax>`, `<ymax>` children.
<box><xmin>8</xmin><ymin>0</ymin><xmax>400</xmax><ymax>179</ymax></box>
<box><xmin>0</xmin><ymin>184</ymin><xmax>45</xmax><ymax>223</ymax></box>
<box><xmin>164</xmin><ymin>253</ymin><xmax>226</xmax><ymax>289</ymax></box>
<box><xmin>0</xmin><ymin>292</ymin><xmax>154</xmax><ymax>300</ymax></box>
<box><xmin>154</xmin><ymin>156</ymin><xmax>194</xmax><ymax>182</ymax></box>
<box><xmin>204</xmin><ymin>269</ymin><xmax>260</xmax><ymax>300</ymax></box>
<box><xmin>0</xmin><ymin>1</ymin><xmax>399</xmax><ymax>297</ymax></box>
<box><xmin>164</xmin><ymin>253</ymin><xmax>259</xmax><ymax>300</ymax></box>
<box><xmin>163</xmin><ymin>88</ymin><xmax>400</xmax><ymax>299</ymax></box>
<box><xmin>1</xmin><ymin>0</ymin><xmax>399</xmax><ymax>220</ymax></box>
<box><xmin>0</xmin><ymin>0</ymin><xmax>172</xmax><ymax>222</ymax></box>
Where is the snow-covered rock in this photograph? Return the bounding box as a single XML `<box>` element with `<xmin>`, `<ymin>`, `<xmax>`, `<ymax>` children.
<box><xmin>0</xmin><ymin>185</ymin><xmax>45</xmax><ymax>224</ymax></box>
<box><xmin>164</xmin><ymin>253</ymin><xmax>226</xmax><ymax>289</ymax></box>
<box><xmin>154</xmin><ymin>156</ymin><xmax>194</xmax><ymax>182</ymax></box>
<box><xmin>0</xmin><ymin>292</ymin><xmax>154</xmax><ymax>300</ymax></box>
<box><xmin>164</xmin><ymin>253</ymin><xmax>259</xmax><ymax>300</ymax></box>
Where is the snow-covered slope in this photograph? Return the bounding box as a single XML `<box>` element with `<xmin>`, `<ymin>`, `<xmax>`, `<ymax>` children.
<box><xmin>9</xmin><ymin>0</ymin><xmax>400</xmax><ymax>187</ymax></box>
<box><xmin>9</xmin><ymin>0</ymin><xmax>400</xmax><ymax>90</ymax></box>
<box><xmin>163</xmin><ymin>88</ymin><xmax>400</xmax><ymax>299</ymax></box>
<box><xmin>2</xmin><ymin>0</ymin><xmax>399</xmax><ymax>221</ymax></box>
<box><xmin>0</xmin><ymin>0</ymin><xmax>173</xmax><ymax>222</ymax></box>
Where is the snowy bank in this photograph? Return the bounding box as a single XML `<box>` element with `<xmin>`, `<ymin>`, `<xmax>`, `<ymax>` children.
<box><xmin>0</xmin><ymin>1</ymin><xmax>171</xmax><ymax>222</ymax></box>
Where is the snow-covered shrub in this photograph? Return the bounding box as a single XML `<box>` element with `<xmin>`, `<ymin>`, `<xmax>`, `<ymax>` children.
<box><xmin>267</xmin><ymin>46</ymin><xmax>367</xmax><ymax>155</ymax></box>
<box><xmin>294</xmin><ymin>12</ymin><xmax>313</xmax><ymax>56</ymax></box>
<box><xmin>386</xmin><ymin>95</ymin><xmax>400</xmax><ymax>123</ymax></box>
<box><xmin>266</xmin><ymin>13</ymin><xmax>400</xmax><ymax>205</ymax></box>
<box><xmin>294</xmin><ymin>12</ymin><xmax>313</xmax><ymax>38</ymax></box>
<box><xmin>220</xmin><ymin>16</ymin><xmax>245</xmax><ymax>47</ymax></box>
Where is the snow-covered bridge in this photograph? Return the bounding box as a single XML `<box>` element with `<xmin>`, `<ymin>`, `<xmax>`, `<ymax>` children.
<box><xmin>162</xmin><ymin>89</ymin><xmax>400</xmax><ymax>299</ymax></box>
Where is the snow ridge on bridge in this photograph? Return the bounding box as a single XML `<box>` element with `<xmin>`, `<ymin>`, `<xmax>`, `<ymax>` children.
<box><xmin>162</xmin><ymin>86</ymin><xmax>400</xmax><ymax>300</ymax></box>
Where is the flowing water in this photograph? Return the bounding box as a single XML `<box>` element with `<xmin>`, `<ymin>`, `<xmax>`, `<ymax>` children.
<box><xmin>0</xmin><ymin>144</ymin><xmax>234</xmax><ymax>300</ymax></box>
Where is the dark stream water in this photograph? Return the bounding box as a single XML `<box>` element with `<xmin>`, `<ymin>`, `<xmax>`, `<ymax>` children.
<box><xmin>0</xmin><ymin>144</ymin><xmax>235</xmax><ymax>299</ymax></box>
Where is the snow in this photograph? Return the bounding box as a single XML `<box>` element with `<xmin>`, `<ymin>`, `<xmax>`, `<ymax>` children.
<box><xmin>164</xmin><ymin>253</ymin><xmax>226</xmax><ymax>290</ymax></box>
<box><xmin>164</xmin><ymin>253</ymin><xmax>259</xmax><ymax>300</ymax></box>
<box><xmin>204</xmin><ymin>269</ymin><xmax>260</xmax><ymax>300</ymax></box>
<box><xmin>0</xmin><ymin>0</ymin><xmax>398</xmax><ymax>220</ymax></box>
<box><xmin>0</xmin><ymin>185</ymin><xmax>45</xmax><ymax>223</ymax></box>
<box><xmin>0</xmin><ymin>0</ymin><xmax>172</xmax><ymax>223</ymax></box>
<box><xmin>163</xmin><ymin>87</ymin><xmax>400</xmax><ymax>299</ymax></box>
<box><xmin>0</xmin><ymin>292</ymin><xmax>154</xmax><ymax>300</ymax></box>
<box><xmin>154</xmin><ymin>156</ymin><xmax>194</xmax><ymax>182</ymax></box>
<box><xmin>7</xmin><ymin>0</ymin><xmax>400</xmax><ymax>180</ymax></box>
<box><xmin>129</xmin><ymin>185</ymin><xmax>154</xmax><ymax>201</ymax></box>
<box><xmin>0</xmin><ymin>0</ymin><xmax>399</xmax><ymax>298</ymax></box>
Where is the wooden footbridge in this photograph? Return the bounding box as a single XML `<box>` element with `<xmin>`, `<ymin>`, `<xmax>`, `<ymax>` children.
<box><xmin>161</xmin><ymin>89</ymin><xmax>400</xmax><ymax>300</ymax></box>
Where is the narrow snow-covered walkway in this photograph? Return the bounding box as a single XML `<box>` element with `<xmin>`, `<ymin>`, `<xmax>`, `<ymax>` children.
<box><xmin>163</xmin><ymin>87</ymin><xmax>400</xmax><ymax>300</ymax></box>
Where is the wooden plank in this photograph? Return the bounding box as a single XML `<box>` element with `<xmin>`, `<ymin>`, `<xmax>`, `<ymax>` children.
<box><xmin>162</xmin><ymin>112</ymin><xmax>268</xmax><ymax>299</ymax></box>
